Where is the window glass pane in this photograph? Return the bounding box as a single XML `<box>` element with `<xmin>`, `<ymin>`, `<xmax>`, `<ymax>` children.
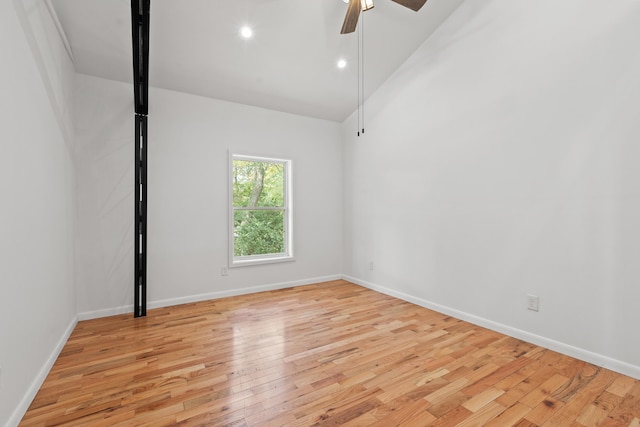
<box><xmin>233</xmin><ymin>160</ymin><xmax>284</xmax><ymax>208</ymax></box>
<box><xmin>233</xmin><ymin>210</ymin><xmax>285</xmax><ymax>257</ymax></box>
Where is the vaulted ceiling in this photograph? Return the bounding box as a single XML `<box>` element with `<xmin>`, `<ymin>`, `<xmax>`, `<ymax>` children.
<box><xmin>52</xmin><ymin>0</ymin><xmax>464</xmax><ymax>122</ymax></box>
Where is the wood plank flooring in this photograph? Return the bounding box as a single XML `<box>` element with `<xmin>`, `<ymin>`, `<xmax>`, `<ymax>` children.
<box><xmin>20</xmin><ymin>280</ymin><xmax>640</xmax><ymax>426</ymax></box>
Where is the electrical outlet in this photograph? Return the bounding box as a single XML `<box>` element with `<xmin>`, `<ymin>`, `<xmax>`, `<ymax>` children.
<box><xmin>527</xmin><ymin>294</ymin><xmax>539</xmax><ymax>312</ymax></box>
<box><xmin>369</xmin><ymin>261</ymin><xmax>374</xmax><ymax>271</ymax></box>
<box><xmin>221</xmin><ymin>267</ymin><xmax>229</xmax><ymax>276</ymax></box>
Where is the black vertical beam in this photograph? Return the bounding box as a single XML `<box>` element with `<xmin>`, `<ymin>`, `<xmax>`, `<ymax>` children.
<box><xmin>132</xmin><ymin>0</ymin><xmax>150</xmax><ymax>317</ymax></box>
<box><xmin>134</xmin><ymin>115</ymin><xmax>148</xmax><ymax>317</ymax></box>
<box><xmin>132</xmin><ymin>0</ymin><xmax>150</xmax><ymax>115</ymax></box>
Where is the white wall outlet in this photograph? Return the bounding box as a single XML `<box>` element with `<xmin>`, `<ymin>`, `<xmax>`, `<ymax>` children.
<box><xmin>527</xmin><ymin>294</ymin><xmax>539</xmax><ymax>312</ymax></box>
<box><xmin>369</xmin><ymin>261</ymin><xmax>374</xmax><ymax>271</ymax></box>
<box><xmin>221</xmin><ymin>266</ymin><xmax>229</xmax><ymax>276</ymax></box>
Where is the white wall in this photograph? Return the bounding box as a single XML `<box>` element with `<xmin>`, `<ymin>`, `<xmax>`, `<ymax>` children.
<box><xmin>74</xmin><ymin>74</ymin><xmax>343</xmax><ymax>317</ymax></box>
<box><xmin>73</xmin><ymin>75</ymin><xmax>135</xmax><ymax>318</ymax></box>
<box><xmin>0</xmin><ymin>1</ymin><xmax>76</xmax><ymax>426</ymax></box>
<box><xmin>343</xmin><ymin>0</ymin><xmax>640</xmax><ymax>377</ymax></box>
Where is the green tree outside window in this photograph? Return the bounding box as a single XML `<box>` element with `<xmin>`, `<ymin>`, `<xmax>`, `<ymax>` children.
<box><xmin>232</xmin><ymin>157</ymin><xmax>291</xmax><ymax>260</ymax></box>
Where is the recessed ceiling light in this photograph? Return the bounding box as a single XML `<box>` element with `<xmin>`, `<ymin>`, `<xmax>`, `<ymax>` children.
<box><xmin>240</xmin><ymin>26</ymin><xmax>253</xmax><ymax>39</ymax></box>
<box><xmin>337</xmin><ymin>59</ymin><xmax>347</xmax><ymax>69</ymax></box>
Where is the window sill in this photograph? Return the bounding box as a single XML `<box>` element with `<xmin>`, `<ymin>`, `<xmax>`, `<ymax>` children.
<box><xmin>230</xmin><ymin>255</ymin><xmax>295</xmax><ymax>268</ymax></box>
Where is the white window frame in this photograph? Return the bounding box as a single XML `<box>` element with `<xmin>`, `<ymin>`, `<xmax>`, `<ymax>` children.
<box><xmin>229</xmin><ymin>153</ymin><xmax>294</xmax><ymax>267</ymax></box>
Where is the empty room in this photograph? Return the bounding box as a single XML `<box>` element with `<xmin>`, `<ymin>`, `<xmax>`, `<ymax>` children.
<box><xmin>2</xmin><ymin>0</ymin><xmax>640</xmax><ymax>426</ymax></box>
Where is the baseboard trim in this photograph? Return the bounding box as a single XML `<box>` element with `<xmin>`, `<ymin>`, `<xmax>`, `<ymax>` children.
<box><xmin>78</xmin><ymin>304</ymin><xmax>134</xmax><ymax>321</ymax></box>
<box><xmin>7</xmin><ymin>315</ymin><xmax>78</xmax><ymax>427</ymax></box>
<box><xmin>77</xmin><ymin>274</ymin><xmax>343</xmax><ymax>321</ymax></box>
<box><xmin>148</xmin><ymin>275</ymin><xmax>343</xmax><ymax>310</ymax></box>
<box><xmin>343</xmin><ymin>275</ymin><xmax>640</xmax><ymax>380</ymax></box>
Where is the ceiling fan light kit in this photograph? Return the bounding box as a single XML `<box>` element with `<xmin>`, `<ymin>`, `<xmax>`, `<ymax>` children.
<box><xmin>343</xmin><ymin>0</ymin><xmax>374</xmax><ymax>8</ymax></box>
<box><xmin>362</xmin><ymin>0</ymin><xmax>375</xmax><ymax>11</ymax></box>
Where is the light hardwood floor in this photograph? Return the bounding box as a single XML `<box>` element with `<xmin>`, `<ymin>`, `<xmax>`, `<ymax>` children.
<box><xmin>20</xmin><ymin>280</ymin><xmax>640</xmax><ymax>426</ymax></box>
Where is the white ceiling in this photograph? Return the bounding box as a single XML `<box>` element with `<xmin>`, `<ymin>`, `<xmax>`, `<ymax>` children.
<box><xmin>51</xmin><ymin>0</ymin><xmax>464</xmax><ymax>122</ymax></box>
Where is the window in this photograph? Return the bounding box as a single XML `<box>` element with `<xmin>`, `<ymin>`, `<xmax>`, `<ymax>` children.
<box><xmin>230</xmin><ymin>154</ymin><xmax>293</xmax><ymax>266</ymax></box>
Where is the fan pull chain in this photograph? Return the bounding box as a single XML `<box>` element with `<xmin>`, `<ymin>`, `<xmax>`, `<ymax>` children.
<box><xmin>361</xmin><ymin>11</ymin><xmax>365</xmax><ymax>135</ymax></box>
<box><xmin>357</xmin><ymin>17</ymin><xmax>361</xmax><ymax>137</ymax></box>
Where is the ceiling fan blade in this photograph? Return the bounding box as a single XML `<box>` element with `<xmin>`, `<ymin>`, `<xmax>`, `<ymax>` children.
<box><xmin>390</xmin><ymin>0</ymin><xmax>428</xmax><ymax>12</ymax></box>
<box><xmin>341</xmin><ymin>0</ymin><xmax>362</xmax><ymax>34</ymax></box>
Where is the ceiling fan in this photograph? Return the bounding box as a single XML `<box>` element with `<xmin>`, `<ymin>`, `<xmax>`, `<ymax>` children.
<box><xmin>341</xmin><ymin>0</ymin><xmax>428</xmax><ymax>34</ymax></box>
